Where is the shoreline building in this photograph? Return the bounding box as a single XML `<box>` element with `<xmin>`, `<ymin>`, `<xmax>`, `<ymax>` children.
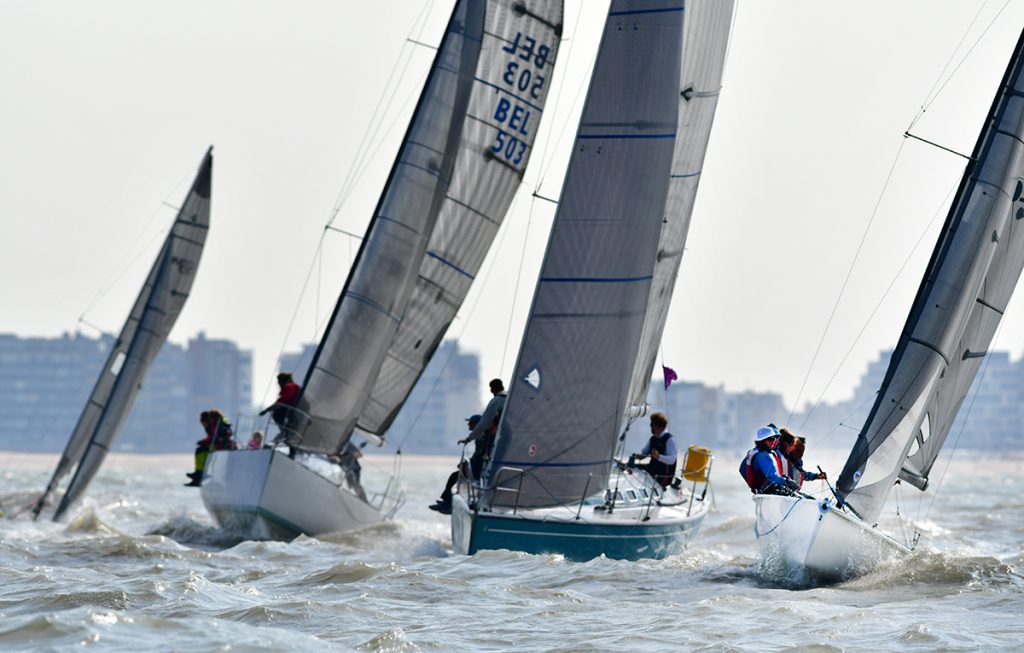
<box><xmin>0</xmin><ymin>332</ymin><xmax>251</xmax><ymax>453</ymax></box>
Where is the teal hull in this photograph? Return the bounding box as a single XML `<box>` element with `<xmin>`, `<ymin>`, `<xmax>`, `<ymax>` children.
<box><xmin>453</xmin><ymin>497</ymin><xmax>707</xmax><ymax>561</ymax></box>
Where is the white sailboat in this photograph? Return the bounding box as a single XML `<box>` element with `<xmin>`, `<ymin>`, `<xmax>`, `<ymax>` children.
<box><xmin>452</xmin><ymin>0</ymin><xmax>734</xmax><ymax>561</ymax></box>
<box><xmin>754</xmin><ymin>26</ymin><xmax>1024</xmax><ymax>583</ymax></box>
<box><xmin>33</xmin><ymin>147</ymin><xmax>213</xmax><ymax>521</ymax></box>
<box><xmin>200</xmin><ymin>0</ymin><xmax>564</xmax><ymax>540</ymax></box>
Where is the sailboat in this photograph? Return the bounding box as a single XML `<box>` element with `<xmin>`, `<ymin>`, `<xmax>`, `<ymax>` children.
<box><xmin>33</xmin><ymin>147</ymin><xmax>213</xmax><ymax>521</ymax></box>
<box><xmin>754</xmin><ymin>26</ymin><xmax>1024</xmax><ymax>583</ymax></box>
<box><xmin>200</xmin><ymin>0</ymin><xmax>564</xmax><ymax>540</ymax></box>
<box><xmin>451</xmin><ymin>0</ymin><xmax>734</xmax><ymax>561</ymax></box>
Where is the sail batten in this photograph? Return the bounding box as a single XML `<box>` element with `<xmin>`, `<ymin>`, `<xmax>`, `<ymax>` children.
<box><xmin>37</xmin><ymin>148</ymin><xmax>213</xmax><ymax>521</ymax></box>
<box><xmin>487</xmin><ymin>0</ymin><xmax>734</xmax><ymax>510</ymax></box>
<box><xmin>837</xmin><ymin>28</ymin><xmax>1024</xmax><ymax>522</ymax></box>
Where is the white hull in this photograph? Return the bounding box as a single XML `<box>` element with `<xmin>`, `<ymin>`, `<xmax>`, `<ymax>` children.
<box><xmin>753</xmin><ymin>494</ymin><xmax>910</xmax><ymax>584</ymax></box>
<box><xmin>200</xmin><ymin>448</ymin><xmax>402</xmax><ymax>540</ymax></box>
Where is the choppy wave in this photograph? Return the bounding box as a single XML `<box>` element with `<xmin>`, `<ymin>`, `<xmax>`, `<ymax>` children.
<box><xmin>0</xmin><ymin>458</ymin><xmax>1021</xmax><ymax>651</ymax></box>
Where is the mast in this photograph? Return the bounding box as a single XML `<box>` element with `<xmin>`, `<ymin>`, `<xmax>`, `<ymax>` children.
<box><xmin>36</xmin><ymin>147</ymin><xmax>213</xmax><ymax>521</ymax></box>
<box><xmin>837</xmin><ymin>28</ymin><xmax>1024</xmax><ymax>522</ymax></box>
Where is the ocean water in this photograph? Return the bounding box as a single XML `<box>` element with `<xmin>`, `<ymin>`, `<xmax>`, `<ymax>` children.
<box><xmin>0</xmin><ymin>451</ymin><xmax>1021</xmax><ymax>652</ymax></box>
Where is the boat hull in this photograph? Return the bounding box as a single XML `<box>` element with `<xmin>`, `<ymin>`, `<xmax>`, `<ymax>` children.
<box><xmin>200</xmin><ymin>448</ymin><xmax>386</xmax><ymax>540</ymax></box>
<box><xmin>753</xmin><ymin>494</ymin><xmax>910</xmax><ymax>583</ymax></box>
<box><xmin>452</xmin><ymin>494</ymin><xmax>708</xmax><ymax>561</ymax></box>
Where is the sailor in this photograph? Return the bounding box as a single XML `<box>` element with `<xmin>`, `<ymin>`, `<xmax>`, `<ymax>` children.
<box><xmin>329</xmin><ymin>440</ymin><xmax>367</xmax><ymax>501</ymax></box>
<box><xmin>260</xmin><ymin>372</ymin><xmax>302</xmax><ymax>432</ymax></box>
<box><xmin>458</xmin><ymin>378</ymin><xmax>507</xmax><ymax>478</ymax></box>
<box><xmin>187</xmin><ymin>410</ymin><xmax>234</xmax><ymax>487</ymax></box>
<box><xmin>429</xmin><ymin>414</ymin><xmax>482</xmax><ymax>514</ymax></box>
<box><xmin>634</xmin><ymin>412</ymin><xmax>677</xmax><ymax>488</ymax></box>
<box><xmin>777</xmin><ymin>427</ymin><xmax>826</xmax><ymax>489</ymax></box>
<box><xmin>739</xmin><ymin>425</ymin><xmax>797</xmax><ymax>495</ymax></box>
<box><xmin>186</xmin><ymin>411</ymin><xmax>214</xmax><ymax>487</ymax></box>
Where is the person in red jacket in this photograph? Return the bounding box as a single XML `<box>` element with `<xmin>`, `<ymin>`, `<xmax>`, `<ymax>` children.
<box><xmin>260</xmin><ymin>372</ymin><xmax>301</xmax><ymax>430</ymax></box>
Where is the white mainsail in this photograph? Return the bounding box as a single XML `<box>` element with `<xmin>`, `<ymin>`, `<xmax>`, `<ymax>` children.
<box><xmin>837</xmin><ymin>29</ymin><xmax>1024</xmax><ymax>523</ymax></box>
<box><xmin>487</xmin><ymin>0</ymin><xmax>733</xmax><ymax>510</ymax></box>
<box><xmin>36</xmin><ymin>147</ymin><xmax>213</xmax><ymax>521</ymax></box>
<box><xmin>294</xmin><ymin>0</ymin><xmax>563</xmax><ymax>455</ymax></box>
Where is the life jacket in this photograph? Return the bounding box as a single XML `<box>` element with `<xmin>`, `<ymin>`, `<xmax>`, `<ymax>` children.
<box><xmin>776</xmin><ymin>450</ymin><xmax>792</xmax><ymax>480</ymax></box>
<box><xmin>740</xmin><ymin>446</ymin><xmax>783</xmax><ymax>492</ymax></box>
<box><xmin>782</xmin><ymin>452</ymin><xmax>806</xmax><ymax>488</ymax></box>
<box><xmin>646</xmin><ymin>432</ymin><xmax>675</xmax><ymax>485</ymax></box>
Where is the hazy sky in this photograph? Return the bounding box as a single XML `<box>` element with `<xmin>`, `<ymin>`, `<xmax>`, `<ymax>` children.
<box><xmin>3</xmin><ymin>0</ymin><xmax>1024</xmax><ymax>415</ymax></box>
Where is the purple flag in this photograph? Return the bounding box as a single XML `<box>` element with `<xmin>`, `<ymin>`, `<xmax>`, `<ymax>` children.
<box><xmin>662</xmin><ymin>365</ymin><xmax>678</xmax><ymax>390</ymax></box>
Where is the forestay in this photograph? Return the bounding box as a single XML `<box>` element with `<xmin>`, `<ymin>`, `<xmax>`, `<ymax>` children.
<box><xmin>359</xmin><ymin>0</ymin><xmax>564</xmax><ymax>434</ymax></box>
<box><xmin>626</xmin><ymin>0</ymin><xmax>734</xmax><ymax>409</ymax></box>
<box><xmin>296</xmin><ymin>1</ymin><xmax>563</xmax><ymax>455</ymax></box>
<box><xmin>37</xmin><ymin>148</ymin><xmax>213</xmax><ymax>521</ymax></box>
<box><xmin>487</xmin><ymin>0</ymin><xmax>686</xmax><ymax>509</ymax></box>
<box><xmin>837</xmin><ymin>29</ymin><xmax>1024</xmax><ymax>523</ymax></box>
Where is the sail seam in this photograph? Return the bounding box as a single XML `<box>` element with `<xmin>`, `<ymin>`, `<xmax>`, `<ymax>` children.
<box><xmin>492</xmin><ymin>459</ymin><xmax>610</xmax><ymax>468</ymax></box>
<box><xmin>471</xmin><ymin>77</ymin><xmax>545</xmax><ymax>112</ymax></box>
<box><xmin>397</xmin><ymin>159</ymin><xmax>451</xmax><ymax>184</ymax></box>
<box><xmin>444</xmin><ymin>194</ymin><xmax>500</xmax><ymax>227</ymax></box>
<box><xmin>608</xmin><ymin>6</ymin><xmax>684</xmax><ymax>17</ymax></box>
<box><xmin>908</xmin><ymin>337</ymin><xmax>951</xmax><ymax>366</ymax></box>
<box><xmin>577</xmin><ymin>133</ymin><xmax>675</xmax><ymax>140</ymax></box>
<box><xmin>343</xmin><ymin>291</ymin><xmax>400</xmax><ymax>322</ymax></box>
<box><xmin>426</xmin><ymin>251</ymin><xmax>474</xmax><ymax>279</ymax></box>
<box><xmin>540</xmin><ymin>275</ymin><xmax>653</xmax><ymax>283</ymax></box>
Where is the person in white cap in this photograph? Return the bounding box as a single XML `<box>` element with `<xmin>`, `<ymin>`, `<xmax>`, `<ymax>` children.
<box><xmin>738</xmin><ymin>425</ymin><xmax>795</xmax><ymax>494</ymax></box>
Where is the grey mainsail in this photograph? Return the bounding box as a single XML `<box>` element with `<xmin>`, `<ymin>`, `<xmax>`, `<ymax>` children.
<box><xmin>837</xmin><ymin>28</ymin><xmax>1024</xmax><ymax>523</ymax></box>
<box><xmin>36</xmin><ymin>147</ymin><xmax>213</xmax><ymax>521</ymax></box>
<box><xmin>294</xmin><ymin>0</ymin><xmax>563</xmax><ymax>454</ymax></box>
<box><xmin>487</xmin><ymin>0</ymin><xmax>698</xmax><ymax>509</ymax></box>
<box><xmin>626</xmin><ymin>0</ymin><xmax>734</xmax><ymax>409</ymax></box>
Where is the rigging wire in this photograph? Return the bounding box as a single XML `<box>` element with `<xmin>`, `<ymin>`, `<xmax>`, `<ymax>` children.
<box><xmin>530</xmin><ymin>1</ymin><xmax>586</xmax><ymax>187</ymax></box>
<box><xmin>798</xmin><ymin>177</ymin><xmax>961</xmax><ymax>434</ymax></box>
<box><xmin>259</xmin><ymin>4</ymin><xmax>439</xmax><ymax>405</ymax></box>
<box><xmin>327</xmin><ymin>1</ymin><xmax>437</xmax><ymax>227</ymax></box>
<box><xmin>787</xmin><ymin>138</ymin><xmax>910</xmax><ymax>424</ymax></box>
<box><xmin>792</xmin><ymin>5</ymin><xmax>1013</xmax><ymax>428</ymax></box>
<box><xmin>909</xmin><ymin>0</ymin><xmax>1012</xmax><ymax>132</ymax></box>
<box><xmin>500</xmin><ymin>195</ymin><xmax>539</xmax><ymax>377</ymax></box>
<box><xmin>391</xmin><ymin>191</ymin><xmax>526</xmax><ymax>452</ymax></box>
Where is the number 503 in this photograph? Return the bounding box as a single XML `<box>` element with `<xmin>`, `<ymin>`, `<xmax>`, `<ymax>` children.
<box><xmin>491</xmin><ymin>131</ymin><xmax>526</xmax><ymax>165</ymax></box>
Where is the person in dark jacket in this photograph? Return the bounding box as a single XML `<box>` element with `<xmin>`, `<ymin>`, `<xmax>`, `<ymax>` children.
<box><xmin>459</xmin><ymin>378</ymin><xmax>506</xmax><ymax>478</ymax></box>
<box><xmin>634</xmin><ymin>412</ymin><xmax>678</xmax><ymax>487</ymax></box>
<box><xmin>429</xmin><ymin>414</ymin><xmax>482</xmax><ymax>514</ymax></box>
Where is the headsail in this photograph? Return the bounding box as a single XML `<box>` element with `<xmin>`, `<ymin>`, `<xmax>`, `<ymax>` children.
<box><xmin>295</xmin><ymin>0</ymin><xmax>563</xmax><ymax>454</ymax></box>
<box><xmin>357</xmin><ymin>1</ymin><xmax>564</xmax><ymax>435</ymax></box>
<box><xmin>837</xmin><ymin>29</ymin><xmax>1024</xmax><ymax>522</ymax></box>
<box><xmin>626</xmin><ymin>0</ymin><xmax>734</xmax><ymax>409</ymax></box>
<box><xmin>487</xmin><ymin>0</ymin><xmax>693</xmax><ymax>509</ymax></box>
<box><xmin>36</xmin><ymin>147</ymin><xmax>213</xmax><ymax>521</ymax></box>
